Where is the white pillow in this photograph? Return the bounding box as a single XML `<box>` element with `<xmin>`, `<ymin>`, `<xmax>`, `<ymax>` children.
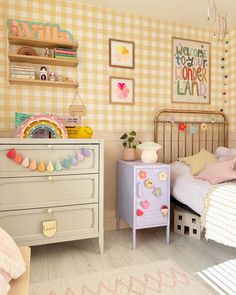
<box><xmin>215</xmin><ymin>147</ymin><xmax>236</xmax><ymax>161</ymax></box>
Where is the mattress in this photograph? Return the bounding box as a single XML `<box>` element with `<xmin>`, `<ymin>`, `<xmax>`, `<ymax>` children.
<box><xmin>170</xmin><ymin>161</ymin><xmax>211</xmax><ymax>215</ymax></box>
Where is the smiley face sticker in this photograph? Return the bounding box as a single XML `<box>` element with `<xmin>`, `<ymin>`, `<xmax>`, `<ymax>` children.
<box><xmin>144</xmin><ymin>178</ymin><xmax>153</xmax><ymax>189</ymax></box>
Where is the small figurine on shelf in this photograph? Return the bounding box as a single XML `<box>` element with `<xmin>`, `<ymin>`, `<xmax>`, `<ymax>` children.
<box><xmin>44</xmin><ymin>48</ymin><xmax>50</xmax><ymax>57</ymax></box>
<box><xmin>49</xmin><ymin>71</ymin><xmax>56</xmax><ymax>81</ymax></box>
<box><xmin>40</xmin><ymin>66</ymin><xmax>48</xmax><ymax>81</ymax></box>
<box><xmin>58</xmin><ymin>74</ymin><xmax>63</xmax><ymax>82</ymax></box>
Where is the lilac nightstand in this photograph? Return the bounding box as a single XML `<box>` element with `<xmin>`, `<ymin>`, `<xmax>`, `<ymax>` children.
<box><xmin>116</xmin><ymin>160</ymin><xmax>170</xmax><ymax>250</ymax></box>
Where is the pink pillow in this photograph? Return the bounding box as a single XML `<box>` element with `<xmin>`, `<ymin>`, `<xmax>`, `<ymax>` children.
<box><xmin>215</xmin><ymin>147</ymin><xmax>236</xmax><ymax>161</ymax></box>
<box><xmin>195</xmin><ymin>159</ymin><xmax>236</xmax><ymax>184</ymax></box>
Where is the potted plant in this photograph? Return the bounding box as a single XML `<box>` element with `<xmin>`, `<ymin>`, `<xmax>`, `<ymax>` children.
<box><xmin>120</xmin><ymin>131</ymin><xmax>141</xmax><ymax>161</ymax></box>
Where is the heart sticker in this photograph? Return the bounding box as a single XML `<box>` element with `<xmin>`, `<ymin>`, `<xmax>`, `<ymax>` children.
<box><xmin>7</xmin><ymin>148</ymin><xmax>15</xmax><ymax>159</ymax></box>
<box><xmin>140</xmin><ymin>200</ymin><xmax>150</xmax><ymax>209</ymax></box>
<box><xmin>136</xmin><ymin>209</ymin><xmax>144</xmax><ymax>216</ymax></box>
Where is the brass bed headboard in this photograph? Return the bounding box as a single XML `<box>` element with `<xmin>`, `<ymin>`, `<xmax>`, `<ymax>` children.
<box><xmin>154</xmin><ymin>109</ymin><xmax>229</xmax><ymax>164</ymax></box>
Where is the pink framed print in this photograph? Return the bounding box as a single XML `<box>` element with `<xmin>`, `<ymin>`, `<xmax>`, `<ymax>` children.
<box><xmin>109</xmin><ymin>77</ymin><xmax>134</xmax><ymax>105</ymax></box>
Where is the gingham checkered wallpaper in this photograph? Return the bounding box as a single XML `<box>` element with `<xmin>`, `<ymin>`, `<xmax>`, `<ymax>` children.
<box><xmin>0</xmin><ymin>0</ymin><xmax>231</xmax><ymax>132</ymax></box>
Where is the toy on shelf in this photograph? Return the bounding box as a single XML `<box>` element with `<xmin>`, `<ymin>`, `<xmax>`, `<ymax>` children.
<box><xmin>40</xmin><ymin>66</ymin><xmax>48</xmax><ymax>81</ymax></box>
<box><xmin>66</xmin><ymin>126</ymin><xmax>93</xmax><ymax>139</ymax></box>
<box><xmin>16</xmin><ymin>114</ymin><xmax>68</xmax><ymax>139</ymax></box>
<box><xmin>17</xmin><ymin>46</ymin><xmax>37</xmax><ymax>56</ymax></box>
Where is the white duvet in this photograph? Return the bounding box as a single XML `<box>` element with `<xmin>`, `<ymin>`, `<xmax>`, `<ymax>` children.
<box><xmin>170</xmin><ymin>161</ymin><xmax>211</xmax><ymax>215</ymax></box>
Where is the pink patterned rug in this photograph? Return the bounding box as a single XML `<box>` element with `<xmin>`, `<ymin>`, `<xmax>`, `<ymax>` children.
<box><xmin>30</xmin><ymin>260</ymin><xmax>212</xmax><ymax>295</ymax></box>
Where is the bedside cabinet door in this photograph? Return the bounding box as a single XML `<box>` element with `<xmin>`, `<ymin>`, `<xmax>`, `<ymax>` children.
<box><xmin>136</xmin><ymin>167</ymin><xmax>169</xmax><ymax>227</ymax></box>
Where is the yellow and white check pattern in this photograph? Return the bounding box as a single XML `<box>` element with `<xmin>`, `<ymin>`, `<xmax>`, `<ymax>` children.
<box><xmin>0</xmin><ymin>0</ymin><xmax>231</xmax><ymax>132</ymax></box>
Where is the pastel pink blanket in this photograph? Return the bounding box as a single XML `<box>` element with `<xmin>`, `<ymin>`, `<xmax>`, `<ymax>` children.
<box><xmin>0</xmin><ymin>227</ymin><xmax>25</xmax><ymax>294</ymax></box>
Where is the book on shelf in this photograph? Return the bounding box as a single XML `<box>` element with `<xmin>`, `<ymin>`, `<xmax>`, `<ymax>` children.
<box><xmin>55</xmin><ymin>47</ymin><xmax>77</xmax><ymax>52</ymax></box>
<box><xmin>10</xmin><ymin>65</ymin><xmax>35</xmax><ymax>70</ymax></box>
<box><xmin>54</xmin><ymin>55</ymin><xmax>78</xmax><ymax>60</ymax></box>
<box><xmin>54</xmin><ymin>49</ymin><xmax>77</xmax><ymax>55</ymax></box>
<box><xmin>10</xmin><ymin>69</ymin><xmax>35</xmax><ymax>75</ymax></box>
<box><xmin>11</xmin><ymin>74</ymin><xmax>35</xmax><ymax>79</ymax></box>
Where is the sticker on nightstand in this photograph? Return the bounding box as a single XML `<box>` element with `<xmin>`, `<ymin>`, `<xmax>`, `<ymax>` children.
<box><xmin>136</xmin><ymin>209</ymin><xmax>144</xmax><ymax>216</ymax></box>
<box><xmin>144</xmin><ymin>179</ymin><xmax>153</xmax><ymax>189</ymax></box>
<box><xmin>158</xmin><ymin>171</ymin><xmax>167</xmax><ymax>181</ymax></box>
<box><xmin>161</xmin><ymin>205</ymin><xmax>168</xmax><ymax>217</ymax></box>
<box><xmin>152</xmin><ymin>187</ymin><xmax>161</xmax><ymax>197</ymax></box>
<box><xmin>42</xmin><ymin>220</ymin><xmax>57</xmax><ymax>237</ymax></box>
<box><xmin>140</xmin><ymin>200</ymin><xmax>150</xmax><ymax>209</ymax></box>
<box><xmin>138</xmin><ymin>169</ymin><xmax>147</xmax><ymax>179</ymax></box>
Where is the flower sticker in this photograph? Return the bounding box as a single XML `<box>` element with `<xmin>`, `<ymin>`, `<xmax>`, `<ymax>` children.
<box><xmin>158</xmin><ymin>171</ymin><xmax>168</xmax><ymax>181</ymax></box>
<box><xmin>201</xmin><ymin>123</ymin><xmax>207</xmax><ymax>131</ymax></box>
<box><xmin>152</xmin><ymin>187</ymin><xmax>161</xmax><ymax>197</ymax></box>
<box><xmin>138</xmin><ymin>169</ymin><xmax>147</xmax><ymax>179</ymax></box>
<box><xmin>144</xmin><ymin>179</ymin><xmax>153</xmax><ymax>189</ymax></box>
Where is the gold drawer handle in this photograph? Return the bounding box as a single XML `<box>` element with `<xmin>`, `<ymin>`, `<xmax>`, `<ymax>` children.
<box><xmin>47</xmin><ymin>208</ymin><xmax>53</xmax><ymax>214</ymax></box>
<box><xmin>48</xmin><ymin>176</ymin><xmax>53</xmax><ymax>181</ymax></box>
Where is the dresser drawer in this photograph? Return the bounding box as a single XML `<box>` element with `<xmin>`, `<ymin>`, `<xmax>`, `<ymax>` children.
<box><xmin>0</xmin><ymin>204</ymin><xmax>98</xmax><ymax>246</ymax></box>
<box><xmin>0</xmin><ymin>174</ymin><xmax>98</xmax><ymax>211</ymax></box>
<box><xmin>0</xmin><ymin>144</ymin><xmax>99</xmax><ymax>177</ymax></box>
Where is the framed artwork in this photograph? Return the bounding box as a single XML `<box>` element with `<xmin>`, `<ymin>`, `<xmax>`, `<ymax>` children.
<box><xmin>171</xmin><ymin>37</ymin><xmax>211</xmax><ymax>104</ymax></box>
<box><xmin>109</xmin><ymin>77</ymin><xmax>134</xmax><ymax>105</ymax></box>
<box><xmin>109</xmin><ymin>38</ymin><xmax>135</xmax><ymax>69</ymax></box>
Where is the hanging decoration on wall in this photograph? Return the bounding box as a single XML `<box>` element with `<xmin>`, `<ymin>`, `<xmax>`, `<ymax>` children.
<box><xmin>201</xmin><ymin>123</ymin><xmax>208</xmax><ymax>131</ymax></box>
<box><xmin>179</xmin><ymin>122</ymin><xmax>186</xmax><ymax>132</ymax></box>
<box><xmin>6</xmin><ymin>148</ymin><xmax>91</xmax><ymax>172</ymax></box>
<box><xmin>207</xmin><ymin>0</ymin><xmax>228</xmax><ymax>41</ymax></box>
<box><xmin>220</xmin><ymin>39</ymin><xmax>229</xmax><ymax>107</ymax></box>
<box><xmin>167</xmin><ymin>115</ymin><xmax>175</xmax><ymax>124</ymax></box>
<box><xmin>7</xmin><ymin>19</ymin><xmax>75</xmax><ymax>43</ymax></box>
<box><xmin>189</xmin><ymin>125</ymin><xmax>198</xmax><ymax>135</ymax></box>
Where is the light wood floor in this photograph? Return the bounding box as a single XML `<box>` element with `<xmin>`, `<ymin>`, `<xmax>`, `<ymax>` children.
<box><xmin>30</xmin><ymin>228</ymin><xmax>235</xmax><ymax>284</ymax></box>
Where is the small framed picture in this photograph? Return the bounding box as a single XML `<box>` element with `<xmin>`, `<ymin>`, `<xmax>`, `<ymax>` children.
<box><xmin>109</xmin><ymin>39</ymin><xmax>135</xmax><ymax>69</ymax></box>
<box><xmin>109</xmin><ymin>77</ymin><xmax>134</xmax><ymax>105</ymax></box>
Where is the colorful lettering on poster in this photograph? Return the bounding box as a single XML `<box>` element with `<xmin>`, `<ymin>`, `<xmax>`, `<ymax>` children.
<box><xmin>174</xmin><ymin>41</ymin><xmax>209</xmax><ymax>98</ymax></box>
<box><xmin>7</xmin><ymin>19</ymin><xmax>75</xmax><ymax>43</ymax></box>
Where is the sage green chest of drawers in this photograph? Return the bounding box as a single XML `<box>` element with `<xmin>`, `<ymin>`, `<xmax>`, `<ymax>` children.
<box><xmin>0</xmin><ymin>138</ymin><xmax>104</xmax><ymax>253</ymax></box>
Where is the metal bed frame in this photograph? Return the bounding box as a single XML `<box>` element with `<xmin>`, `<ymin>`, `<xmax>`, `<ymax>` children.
<box><xmin>154</xmin><ymin>109</ymin><xmax>229</xmax><ymax>164</ymax></box>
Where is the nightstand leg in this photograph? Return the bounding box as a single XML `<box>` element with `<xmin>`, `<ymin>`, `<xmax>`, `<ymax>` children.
<box><xmin>116</xmin><ymin>215</ymin><xmax>120</xmax><ymax>231</ymax></box>
<box><xmin>99</xmin><ymin>233</ymin><xmax>104</xmax><ymax>254</ymax></box>
<box><xmin>166</xmin><ymin>226</ymin><xmax>170</xmax><ymax>244</ymax></box>
<box><xmin>132</xmin><ymin>228</ymin><xmax>136</xmax><ymax>250</ymax></box>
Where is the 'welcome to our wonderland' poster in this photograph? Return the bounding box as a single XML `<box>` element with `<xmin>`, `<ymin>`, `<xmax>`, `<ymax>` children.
<box><xmin>172</xmin><ymin>37</ymin><xmax>211</xmax><ymax>104</ymax></box>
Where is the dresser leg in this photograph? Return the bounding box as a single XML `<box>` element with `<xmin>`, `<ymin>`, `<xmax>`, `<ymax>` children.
<box><xmin>166</xmin><ymin>226</ymin><xmax>170</xmax><ymax>244</ymax></box>
<box><xmin>99</xmin><ymin>234</ymin><xmax>104</xmax><ymax>254</ymax></box>
<box><xmin>132</xmin><ymin>228</ymin><xmax>136</xmax><ymax>250</ymax></box>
